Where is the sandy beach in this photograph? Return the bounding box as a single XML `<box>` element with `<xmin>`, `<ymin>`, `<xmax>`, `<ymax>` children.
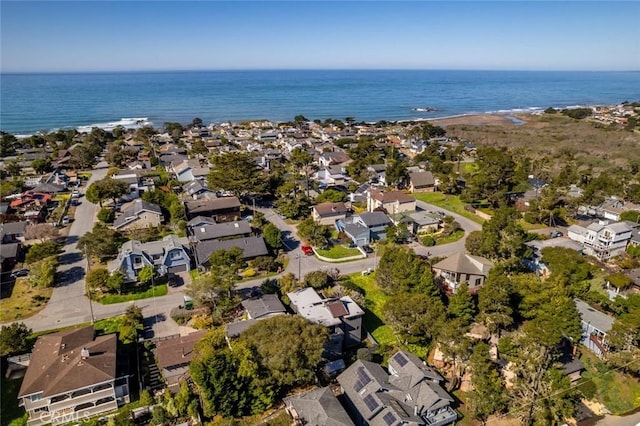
<box><xmin>429</xmin><ymin>113</ymin><xmax>525</xmax><ymax>127</ymax></box>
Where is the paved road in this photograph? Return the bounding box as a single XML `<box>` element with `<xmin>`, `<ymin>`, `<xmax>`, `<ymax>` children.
<box><xmin>10</xmin><ymin>194</ymin><xmax>481</xmax><ymax>336</ymax></box>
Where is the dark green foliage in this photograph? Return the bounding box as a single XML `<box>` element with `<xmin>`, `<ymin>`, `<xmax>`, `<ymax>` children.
<box><xmin>384</xmin><ymin>292</ymin><xmax>445</xmax><ymax>345</ymax></box>
<box><xmin>447</xmin><ymin>282</ymin><xmax>476</xmax><ymax>326</ymax></box>
<box><xmin>119</xmin><ymin>304</ymin><xmax>143</xmax><ymax>344</ymax></box>
<box><xmin>77</xmin><ymin>223</ymin><xmax>125</xmax><ymax>262</ymax></box>
<box><xmin>86</xmin><ymin>268</ymin><xmax>110</xmax><ymax>293</ymax></box>
<box><xmin>561</xmin><ymin>107</ymin><xmax>592</xmax><ymax>119</ymax></box>
<box><xmin>262</xmin><ymin>223</ymin><xmax>283</xmax><ymax>251</ymax></box>
<box><xmin>239</xmin><ymin>315</ymin><xmax>329</xmax><ymax>387</ymax></box>
<box><xmin>376</xmin><ymin>245</ymin><xmax>439</xmax><ymax>296</ymax></box>
<box><xmin>97</xmin><ymin>207</ymin><xmax>115</xmax><ymax>223</ymax></box>
<box><xmin>0</xmin><ymin>322</ymin><xmax>32</xmax><ymax>356</ymax></box>
<box><xmin>208</xmin><ymin>152</ymin><xmax>266</xmax><ymax>196</ymax></box>
<box><xmin>605</xmin><ymin>272</ymin><xmax>633</xmax><ymax>290</ymax></box>
<box><xmin>464</xmin><ymin>146</ymin><xmax>517</xmax><ymax>207</ymax></box>
<box><xmin>142</xmin><ymin>189</ymin><xmax>184</xmax><ymax>223</ymax></box>
<box><xmin>315</xmin><ymin>189</ymin><xmax>347</xmax><ymax>203</ymax></box>
<box><xmin>28</xmin><ymin>256</ymin><xmax>58</xmax><ymax>288</ymax></box>
<box><xmin>466</xmin><ymin>342</ymin><xmax>508</xmax><ymax>423</ymax></box>
<box><xmin>467</xmin><ymin>206</ymin><xmax>530</xmax><ymax>268</ymax></box>
<box><xmin>540</xmin><ymin>247</ymin><xmax>595</xmax><ymax>295</ymax></box>
<box><xmin>85</xmin><ymin>178</ymin><xmax>130</xmax><ymax>206</ymax></box>
<box><xmin>25</xmin><ymin>241</ymin><xmax>60</xmax><ymax>263</ymax></box>
<box><xmin>421</xmin><ymin>235</ymin><xmax>436</xmax><ymax>247</ymax></box>
<box><xmin>296</xmin><ymin>217</ymin><xmax>330</xmax><ymax>247</ymax></box>
<box><xmin>303</xmin><ymin>270</ymin><xmax>331</xmax><ymax>289</ymax></box>
<box><xmin>477</xmin><ymin>268</ymin><xmax>514</xmax><ymax>336</ymax></box>
<box><xmin>251</xmin><ymin>256</ymin><xmax>277</xmax><ymax>272</ymax></box>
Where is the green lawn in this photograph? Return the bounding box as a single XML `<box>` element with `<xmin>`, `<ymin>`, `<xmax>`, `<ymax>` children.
<box><xmin>412</xmin><ymin>193</ymin><xmax>485</xmax><ymax>225</ymax></box>
<box><xmin>315</xmin><ymin>245</ymin><xmax>363</xmax><ymax>259</ymax></box>
<box><xmin>579</xmin><ymin>350</ymin><xmax>640</xmax><ymax>414</ymax></box>
<box><xmin>347</xmin><ymin>273</ymin><xmax>397</xmax><ymax>346</ymax></box>
<box><xmin>0</xmin><ymin>278</ymin><xmax>53</xmax><ymax>322</ymax></box>
<box><xmin>97</xmin><ymin>284</ymin><xmax>168</xmax><ymax>304</ymax></box>
<box><xmin>435</xmin><ymin>229</ymin><xmax>465</xmax><ymax>245</ymax></box>
<box><xmin>518</xmin><ymin>220</ymin><xmax>548</xmax><ymax>231</ymax></box>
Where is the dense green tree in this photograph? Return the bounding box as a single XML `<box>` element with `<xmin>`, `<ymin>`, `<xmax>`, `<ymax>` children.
<box><xmin>384</xmin><ymin>158</ymin><xmax>409</xmax><ymax>188</ymax></box>
<box><xmin>464</xmin><ymin>146</ymin><xmax>517</xmax><ymax>207</ymax></box>
<box><xmin>137</xmin><ymin>265</ymin><xmax>156</xmax><ymax>284</ymax></box>
<box><xmin>315</xmin><ymin>189</ymin><xmax>347</xmax><ymax>203</ymax></box>
<box><xmin>208</xmin><ymin>152</ymin><xmax>265</xmax><ymax>197</ymax></box>
<box><xmin>85</xmin><ymin>178</ymin><xmax>130</xmax><ymax>207</ymax></box>
<box><xmin>86</xmin><ymin>268</ymin><xmax>111</xmax><ymax>293</ymax></box>
<box><xmin>119</xmin><ymin>304</ymin><xmax>144</xmax><ymax>344</ymax></box>
<box><xmin>190</xmin><ymin>349</ymin><xmax>255</xmax><ymax>418</ymax></box>
<box><xmin>107</xmin><ymin>272</ymin><xmax>125</xmax><ymax>295</ymax></box>
<box><xmin>97</xmin><ymin>207</ymin><xmax>115</xmax><ymax>223</ymax></box>
<box><xmin>29</xmin><ymin>256</ymin><xmax>58</xmax><ymax>288</ymax></box>
<box><xmin>77</xmin><ymin>223</ymin><xmax>125</xmax><ymax>262</ymax></box>
<box><xmin>477</xmin><ymin>268</ymin><xmax>514</xmax><ymax>337</ymax></box>
<box><xmin>447</xmin><ymin>282</ymin><xmax>476</xmax><ymax>325</ymax></box>
<box><xmin>376</xmin><ymin>245</ymin><xmax>439</xmax><ymax>296</ymax></box>
<box><xmin>25</xmin><ymin>241</ymin><xmax>60</xmax><ymax>263</ymax></box>
<box><xmin>31</xmin><ymin>158</ymin><xmax>53</xmax><ymax>174</ymax></box>
<box><xmin>296</xmin><ymin>217</ymin><xmax>330</xmax><ymax>247</ymax></box>
<box><xmin>239</xmin><ymin>315</ymin><xmax>329</xmax><ymax>387</ymax></box>
<box><xmin>0</xmin><ymin>322</ymin><xmax>32</xmax><ymax>356</ymax></box>
<box><xmin>467</xmin><ymin>342</ymin><xmax>508</xmax><ymax>424</ymax></box>
<box><xmin>262</xmin><ymin>223</ymin><xmax>283</xmax><ymax>252</ymax></box>
<box><xmin>0</xmin><ymin>132</ymin><xmax>18</xmax><ymax>157</ymax></box>
<box><xmin>5</xmin><ymin>160</ymin><xmax>22</xmax><ymax>177</ymax></box>
<box><xmin>303</xmin><ymin>270</ymin><xmax>331</xmax><ymax>289</ymax></box>
<box><xmin>384</xmin><ymin>292</ymin><xmax>446</xmax><ymax>345</ymax></box>
<box><xmin>606</xmin><ymin>304</ymin><xmax>640</xmax><ymax>374</ymax></box>
<box><xmin>468</xmin><ymin>206</ymin><xmax>530</xmax><ymax>268</ymax></box>
<box><xmin>289</xmin><ymin>147</ymin><xmax>316</xmax><ymax>198</ymax></box>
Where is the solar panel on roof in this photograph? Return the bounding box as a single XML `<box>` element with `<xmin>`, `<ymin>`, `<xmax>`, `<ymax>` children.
<box><xmin>394</xmin><ymin>352</ymin><xmax>409</xmax><ymax>367</ymax></box>
<box><xmin>382</xmin><ymin>412</ymin><xmax>398</xmax><ymax>426</ymax></box>
<box><xmin>354</xmin><ymin>366</ymin><xmax>372</xmax><ymax>392</ymax></box>
<box><xmin>363</xmin><ymin>394</ymin><xmax>379</xmax><ymax>412</ymax></box>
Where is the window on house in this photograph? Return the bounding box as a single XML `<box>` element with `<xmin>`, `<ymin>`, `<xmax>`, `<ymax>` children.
<box><xmin>134</xmin><ymin>257</ymin><xmax>142</xmax><ymax>265</ymax></box>
<box><xmin>475</xmin><ymin>278</ymin><xmax>482</xmax><ymax>287</ymax></box>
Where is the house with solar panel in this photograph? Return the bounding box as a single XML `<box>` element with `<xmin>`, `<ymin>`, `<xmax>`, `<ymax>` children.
<box><xmin>337</xmin><ymin>351</ymin><xmax>457</xmax><ymax>426</ymax></box>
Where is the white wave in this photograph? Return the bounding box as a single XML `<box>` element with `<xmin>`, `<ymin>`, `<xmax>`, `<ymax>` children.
<box><xmin>485</xmin><ymin>107</ymin><xmax>543</xmax><ymax>114</ymax></box>
<box><xmin>15</xmin><ymin>134</ymin><xmax>34</xmax><ymax>139</ymax></box>
<box><xmin>76</xmin><ymin>117</ymin><xmax>153</xmax><ymax>133</ymax></box>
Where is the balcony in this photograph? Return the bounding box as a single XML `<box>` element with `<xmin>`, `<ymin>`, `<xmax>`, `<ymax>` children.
<box><xmin>49</xmin><ymin>387</ymin><xmax>115</xmax><ymax>412</ymax></box>
<box><xmin>424</xmin><ymin>406</ymin><xmax>458</xmax><ymax>426</ymax></box>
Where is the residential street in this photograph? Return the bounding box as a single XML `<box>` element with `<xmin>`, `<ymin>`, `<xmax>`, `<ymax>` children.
<box><xmin>7</xmin><ymin>192</ymin><xmax>482</xmax><ymax>338</ymax></box>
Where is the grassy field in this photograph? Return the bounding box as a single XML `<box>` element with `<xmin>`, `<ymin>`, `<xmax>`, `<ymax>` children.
<box><xmin>412</xmin><ymin>192</ymin><xmax>485</xmax><ymax>225</ymax></box>
<box><xmin>579</xmin><ymin>350</ymin><xmax>640</xmax><ymax>414</ymax></box>
<box><xmin>1</xmin><ymin>373</ymin><xmax>27</xmax><ymax>426</ymax></box>
<box><xmin>315</xmin><ymin>245</ymin><xmax>362</xmax><ymax>259</ymax></box>
<box><xmin>97</xmin><ymin>284</ymin><xmax>168</xmax><ymax>304</ymax></box>
<box><xmin>0</xmin><ymin>278</ymin><xmax>52</xmax><ymax>322</ymax></box>
<box><xmin>347</xmin><ymin>273</ymin><xmax>396</xmax><ymax>347</ymax></box>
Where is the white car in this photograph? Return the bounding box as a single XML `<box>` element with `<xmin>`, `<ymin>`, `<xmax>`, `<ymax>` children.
<box><xmin>71</xmin><ymin>190</ymin><xmax>80</xmax><ymax>198</ymax></box>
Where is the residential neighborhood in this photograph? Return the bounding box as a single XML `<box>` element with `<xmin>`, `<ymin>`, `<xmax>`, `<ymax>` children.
<box><xmin>1</xmin><ymin>105</ymin><xmax>640</xmax><ymax>426</ymax></box>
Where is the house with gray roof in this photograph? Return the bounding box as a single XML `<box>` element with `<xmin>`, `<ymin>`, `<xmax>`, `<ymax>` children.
<box><xmin>185</xmin><ymin>196</ymin><xmax>241</xmax><ymax>222</ymax></box>
<box><xmin>432</xmin><ymin>253</ymin><xmax>493</xmax><ymax>294</ymax></box>
<box><xmin>108</xmin><ymin>235</ymin><xmax>192</xmax><ymax>282</ymax></box>
<box><xmin>338</xmin><ymin>212</ymin><xmax>392</xmax><ymax>246</ymax></box>
<box><xmin>408</xmin><ymin>171</ymin><xmax>435</xmax><ymax>193</ymax></box>
<box><xmin>241</xmin><ymin>294</ymin><xmax>287</xmax><ymax>320</ymax></box>
<box><xmin>574</xmin><ymin>298</ymin><xmax>615</xmax><ymax>358</ymax></box>
<box><xmin>189</xmin><ymin>220</ymin><xmax>252</xmax><ymax>243</ymax></box>
<box><xmin>112</xmin><ymin>199</ymin><xmax>163</xmax><ymax>232</ymax></box>
<box><xmin>337</xmin><ymin>353</ymin><xmax>456</xmax><ymax>426</ymax></box>
<box><xmin>195</xmin><ymin>236</ymin><xmax>268</xmax><ymax>270</ymax></box>
<box><xmin>287</xmin><ymin>287</ymin><xmax>365</xmax><ymax>349</ymax></box>
<box><xmin>284</xmin><ymin>387</ymin><xmax>355</xmax><ymax>426</ymax></box>
<box><xmin>567</xmin><ymin>221</ymin><xmax>632</xmax><ymax>261</ymax></box>
<box><xmin>312</xmin><ymin>202</ymin><xmax>349</xmax><ymax>226</ymax></box>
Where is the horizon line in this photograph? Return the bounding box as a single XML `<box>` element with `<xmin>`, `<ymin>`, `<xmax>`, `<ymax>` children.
<box><xmin>2</xmin><ymin>67</ymin><xmax>639</xmax><ymax>75</ymax></box>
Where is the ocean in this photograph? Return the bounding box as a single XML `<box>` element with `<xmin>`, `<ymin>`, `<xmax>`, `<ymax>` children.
<box><xmin>1</xmin><ymin>70</ymin><xmax>639</xmax><ymax>135</ymax></box>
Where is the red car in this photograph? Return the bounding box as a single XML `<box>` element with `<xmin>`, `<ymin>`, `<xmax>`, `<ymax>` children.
<box><xmin>301</xmin><ymin>245</ymin><xmax>314</xmax><ymax>256</ymax></box>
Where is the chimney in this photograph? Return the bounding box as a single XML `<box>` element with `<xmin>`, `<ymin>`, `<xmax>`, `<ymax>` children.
<box><xmin>81</xmin><ymin>348</ymin><xmax>90</xmax><ymax>359</ymax></box>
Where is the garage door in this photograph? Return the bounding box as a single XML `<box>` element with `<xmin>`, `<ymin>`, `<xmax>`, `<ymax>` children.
<box><xmin>168</xmin><ymin>265</ymin><xmax>187</xmax><ymax>273</ymax></box>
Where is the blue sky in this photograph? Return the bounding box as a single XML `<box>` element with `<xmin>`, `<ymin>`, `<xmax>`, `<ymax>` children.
<box><xmin>1</xmin><ymin>1</ymin><xmax>639</xmax><ymax>72</ymax></box>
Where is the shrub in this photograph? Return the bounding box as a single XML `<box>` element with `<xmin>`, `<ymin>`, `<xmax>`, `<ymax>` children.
<box><xmin>421</xmin><ymin>235</ymin><xmax>436</xmax><ymax>247</ymax></box>
<box><xmin>25</xmin><ymin>241</ymin><xmax>60</xmax><ymax>263</ymax></box>
<box><xmin>29</xmin><ymin>256</ymin><xmax>58</xmax><ymax>288</ymax></box>
<box><xmin>97</xmin><ymin>207</ymin><xmax>115</xmax><ymax>223</ymax></box>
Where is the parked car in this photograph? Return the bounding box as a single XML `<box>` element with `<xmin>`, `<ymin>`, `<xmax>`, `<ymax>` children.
<box><xmin>10</xmin><ymin>268</ymin><xmax>29</xmax><ymax>278</ymax></box>
<box><xmin>361</xmin><ymin>267</ymin><xmax>373</xmax><ymax>276</ymax></box>
<box><xmin>71</xmin><ymin>190</ymin><xmax>80</xmax><ymax>198</ymax></box>
<box><xmin>62</xmin><ymin>216</ymin><xmax>70</xmax><ymax>225</ymax></box>
<box><xmin>550</xmin><ymin>230</ymin><xmax>563</xmax><ymax>238</ymax></box>
<box><xmin>167</xmin><ymin>273</ymin><xmax>182</xmax><ymax>288</ymax></box>
<box><xmin>301</xmin><ymin>245</ymin><xmax>314</xmax><ymax>256</ymax></box>
<box><xmin>362</xmin><ymin>245</ymin><xmax>374</xmax><ymax>254</ymax></box>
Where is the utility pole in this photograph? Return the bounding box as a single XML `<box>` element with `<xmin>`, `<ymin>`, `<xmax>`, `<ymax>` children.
<box><xmin>298</xmin><ymin>254</ymin><xmax>301</xmax><ymax>282</ymax></box>
<box><xmin>84</xmin><ymin>245</ymin><xmax>95</xmax><ymax>324</ymax></box>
